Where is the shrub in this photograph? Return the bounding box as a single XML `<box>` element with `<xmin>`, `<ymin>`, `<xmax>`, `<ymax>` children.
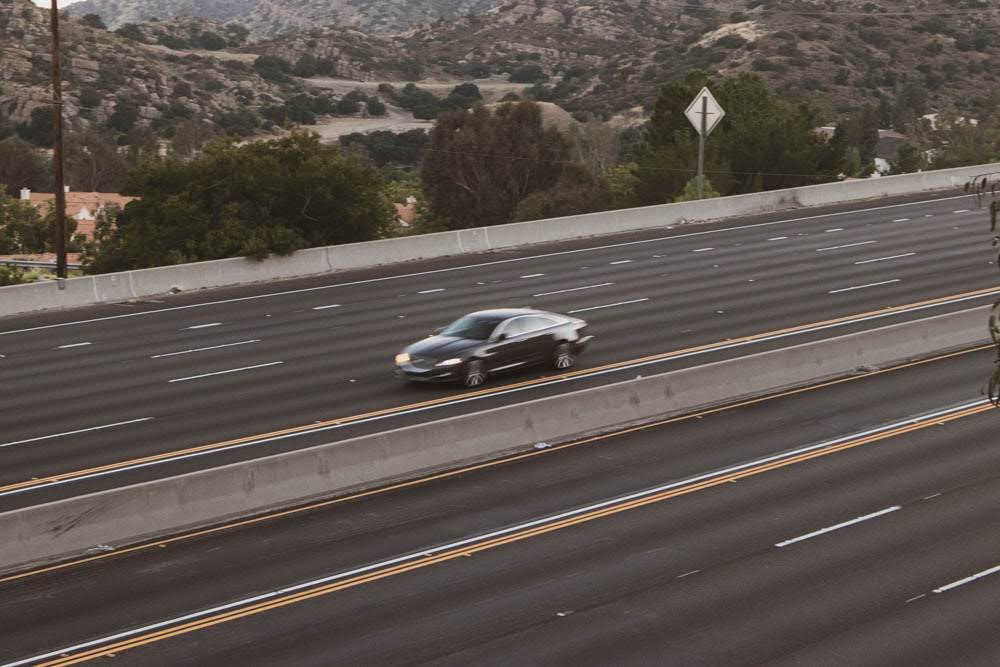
<box><xmin>509</xmin><ymin>64</ymin><xmax>548</xmax><ymax>83</ymax></box>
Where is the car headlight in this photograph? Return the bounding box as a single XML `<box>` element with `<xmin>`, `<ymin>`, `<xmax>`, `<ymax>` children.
<box><xmin>395</xmin><ymin>353</ymin><xmax>410</xmax><ymax>366</ymax></box>
<box><xmin>435</xmin><ymin>358</ymin><xmax>463</xmax><ymax>367</ymax></box>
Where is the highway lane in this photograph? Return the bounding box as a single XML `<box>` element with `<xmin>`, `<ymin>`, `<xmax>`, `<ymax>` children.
<box><xmin>0</xmin><ymin>191</ymin><xmax>996</xmax><ymax>507</ymax></box>
<box><xmin>1</xmin><ymin>347</ymin><xmax>997</xmax><ymax>665</ymax></box>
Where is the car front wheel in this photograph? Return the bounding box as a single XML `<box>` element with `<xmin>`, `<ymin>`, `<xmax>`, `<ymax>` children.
<box><xmin>553</xmin><ymin>342</ymin><xmax>575</xmax><ymax>370</ymax></box>
<box><xmin>463</xmin><ymin>359</ymin><xmax>487</xmax><ymax>387</ymax></box>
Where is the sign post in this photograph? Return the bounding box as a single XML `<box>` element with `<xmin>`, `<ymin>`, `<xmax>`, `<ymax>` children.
<box><xmin>684</xmin><ymin>87</ymin><xmax>725</xmax><ymax>199</ymax></box>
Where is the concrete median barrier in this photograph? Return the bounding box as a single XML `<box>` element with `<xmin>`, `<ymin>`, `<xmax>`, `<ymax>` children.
<box><xmin>1</xmin><ymin>162</ymin><xmax>996</xmax><ymax>318</ymax></box>
<box><xmin>0</xmin><ymin>305</ymin><xmax>991</xmax><ymax>574</ymax></box>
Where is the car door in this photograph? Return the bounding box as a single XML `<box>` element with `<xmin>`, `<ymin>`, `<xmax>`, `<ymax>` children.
<box><xmin>484</xmin><ymin>317</ymin><xmax>532</xmax><ymax>372</ymax></box>
<box><xmin>519</xmin><ymin>315</ymin><xmax>559</xmax><ymax>363</ymax></box>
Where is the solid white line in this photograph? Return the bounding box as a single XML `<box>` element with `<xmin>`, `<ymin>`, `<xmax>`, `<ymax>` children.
<box><xmin>892</xmin><ymin>218</ymin><xmax>910</xmax><ymax>222</ymax></box>
<box><xmin>693</xmin><ymin>247</ymin><xmax>714</xmax><ymax>252</ymax></box>
<box><xmin>775</xmin><ymin>506</ymin><xmax>901</xmax><ymax>547</ymax></box>
<box><xmin>0</xmin><ymin>418</ymin><xmax>153</xmax><ymax>449</ymax></box>
<box><xmin>311</xmin><ymin>304</ymin><xmax>341</xmax><ymax>311</ymax></box>
<box><xmin>9</xmin><ymin>399</ymin><xmax>988</xmax><ymax>667</ymax></box>
<box><xmin>768</xmin><ymin>237</ymin><xmax>788</xmax><ymax>241</ymax></box>
<box><xmin>520</xmin><ymin>273</ymin><xmax>546</xmax><ymax>278</ymax></box>
<box><xmin>0</xmin><ymin>193</ymin><xmax>976</xmax><ymax>338</ymax></box>
<box><xmin>186</xmin><ymin>323</ymin><xmax>221</xmax><ymax>330</ymax></box>
<box><xmin>56</xmin><ymin>342</ymin><xmax>92</xmax><ymax>349</ymax></box>
<box><xmin>533</xmin><ymin>282</ymin><xmax>614</xmax><ymax>297</ymax></box>
<box><xmin>167</xmin><ymin>362</ymin><xmax>283</xmax><ymax>384</ymax></box>
<box><xmin>150</xmin><ymin>340</ymin><xmax>261</xmax><ymax>359</ymax></box>
<box><xmin>418</xmin><ymin>288</ymin><xmax>445</xmax><ymax>294</ymax></box>
<box><xmin>854</xmin><ymin>253</ymin><xmax>916</xmax><ymax>265</ymax></box>
<box><xmin>816</xmin><ymin>240</ymin><xmax>877</xmax><ymax>252</ymax></box>
<box><xmin>933</xmin><ymin>563</ymin><xmax>1000</xmax><ymax>594</ymax></box>
<box><xmin>609</xmin><ymin>260</ymin><xmax>633</xmax><ymax>265</ymax></box>
<box><xmin>824</xmin><ymin>228</ymin><xmax>843</xmax><ymax>232</ymax></box>
<box><xmin>829</xmin><ymin>279</ymin><xmax>901</xmax><ymax>294</ymax></box>
<box><xmin>568</xmin><ymin>298</ymin><xmax>649</xmax><ymax>314</ymax></box>
<box><xmin>677</xmin><ymin>570</ymin><xmax>700</xmax><ymax>578</ymax></box>
<box><xmin>3</xmin><ymin>294</ymin><xmax>996</xmax><ymax>500</ymax></box>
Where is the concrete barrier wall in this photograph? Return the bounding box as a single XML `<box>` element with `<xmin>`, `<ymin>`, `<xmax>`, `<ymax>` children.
<box><xmin>0</xmin><ymin>305</ymin><xmax>990</xmax><ymax>574</ymax></box>
<box><xmin>1</xmin><ymin>162</ymin><xmax>995</xmax><ymax>318</ymax></box>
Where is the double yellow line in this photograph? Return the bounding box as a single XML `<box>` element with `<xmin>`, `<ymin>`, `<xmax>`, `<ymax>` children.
<box><xmin>32</xmin><ymin>398</ymin><xmax>993</xmax><ymax>666</ymax></box>
<box><xmin>2</xmin><ymin>285</ymin><xmax>996</xmax><ymax>499</ymax></box>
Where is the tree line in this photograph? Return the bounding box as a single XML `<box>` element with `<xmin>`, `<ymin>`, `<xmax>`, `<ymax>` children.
<box><xmin>2</xmin><ymin>71</ymin><xmax>998</xmax><ymax>279</ymax></box>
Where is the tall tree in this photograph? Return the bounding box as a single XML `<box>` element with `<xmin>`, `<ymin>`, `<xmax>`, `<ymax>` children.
<box><xmin>85</xmin><ymin>133</ymin><xmax>393</xmax><ymax>273</ymax></box>
<box><xmin>421</xmin><ymin>102</ymin><xmax>576</xmax><ymax>229</ymax></box>
<box><xmin>0</xmin><ymin>136</ymin><xmax>51</xmax><ymax>197</ymax></box>
<box><xmin>634</xmin><ymin>72</ymin><xmax>835</xmax><ymax>204</ymax></box>
<box><xmin>64</xmin><ymin>130</ymin><xmax>130</xmax><ymax>193</ymax></box>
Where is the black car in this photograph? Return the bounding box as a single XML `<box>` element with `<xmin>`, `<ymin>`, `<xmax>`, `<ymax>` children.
<box><xmin>395</xmin><ymin>308</ymin><xmax>593</xmax><ymax>387</ymax></box>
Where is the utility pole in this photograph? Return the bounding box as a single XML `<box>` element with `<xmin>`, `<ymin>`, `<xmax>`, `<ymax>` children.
<box><xmin>50</xmin><ymin>0</ymin><xmax>67</xmax><ymax>280</ymax></box>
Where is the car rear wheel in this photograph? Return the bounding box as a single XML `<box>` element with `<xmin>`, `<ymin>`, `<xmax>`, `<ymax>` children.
<box><xmin>463</xmin><ymin>359</ymin><xmax>487</xmax><ymax>387</ymax></box>
<box><xmin>553</xmin><ymin>342</ymin><xmax>575</xmax><ymax>370</ymax></box>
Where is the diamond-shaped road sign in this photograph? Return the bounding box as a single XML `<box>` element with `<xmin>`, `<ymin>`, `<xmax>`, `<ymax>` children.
<box><xmin>685</xmin><ymin>87</ymin><xmax>725</xmax><ymax>136</ymax></box>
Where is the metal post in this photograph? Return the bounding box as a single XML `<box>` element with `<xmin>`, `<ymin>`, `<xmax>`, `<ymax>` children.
<box><xmin>697</xmin><ymin>94</ymin><xmax>707</xmax><ymax>200</ymax></box>
<box><xmin>50</xmin><ymin>0</ymin><xmax>67</xmax><ymax>279</ymax></box>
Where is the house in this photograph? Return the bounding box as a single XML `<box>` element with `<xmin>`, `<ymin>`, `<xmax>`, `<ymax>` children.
<box><xmin>393</xmin><ymin>196</ymin><xmax>419</xmax><ymax>228</ymax></box>
<box><xmin>18</xmin><ymin>188</ymin><xmax>138</xmax><ymax>241</ymax></box>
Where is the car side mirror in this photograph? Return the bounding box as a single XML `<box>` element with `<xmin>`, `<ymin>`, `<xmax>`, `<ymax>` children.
<box><xmin>433</xmin><ymin>326</ymin><xmax>444</xmax><ymax>335</ymax></box>
<box><xmin>495</xmin><ymin>332</ymin><xmax>508</xmax><ymax>341</ymax></box>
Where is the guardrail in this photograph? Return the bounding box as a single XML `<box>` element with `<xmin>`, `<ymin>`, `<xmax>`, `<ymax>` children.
<box><xmin>0</xmin><ymin>259</ymin><xmax>82</xmax><ymax>270</ymax></box>
<box><xmin>0</xmin><ymin>305</ymin><xmax>990</xmax><ymax>574</ymax></box>
<box><xmin>0</xmin><ymin>162</ymin><xmax>996</xmax><ymax>319</ymax></box>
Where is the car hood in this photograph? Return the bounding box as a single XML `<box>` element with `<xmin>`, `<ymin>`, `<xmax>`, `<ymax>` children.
<box><xmin>404</xmin><ymin>335</ymin><xmax>480</xmax><ymax>359</ymax></box>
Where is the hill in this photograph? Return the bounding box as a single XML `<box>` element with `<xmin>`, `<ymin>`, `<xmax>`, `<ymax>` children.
<box><xmin>67</xmin><ymin>0</ymin><xmax>500</xmax><ymax>39</ymax></box>
<box><xmin>0</xmin><ymin>0</ymin><xmax>333</xmax><ymax>146</ymax></box>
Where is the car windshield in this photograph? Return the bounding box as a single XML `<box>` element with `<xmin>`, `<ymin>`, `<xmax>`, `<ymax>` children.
<box><xmin>440</xmin><ymin>315</ymin><xmax>504</xmax><ymax>341</ymax></box>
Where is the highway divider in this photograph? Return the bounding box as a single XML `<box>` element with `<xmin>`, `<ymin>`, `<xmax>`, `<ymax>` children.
<box><xmin>1</xmin><ymin>162</ymin><xmax>996</xmax><ymax>318</ymax></box>
<box><xmin>0</xmin><ymin>305</ymin><xmax>991</xmax><ymax>574</ymax></box>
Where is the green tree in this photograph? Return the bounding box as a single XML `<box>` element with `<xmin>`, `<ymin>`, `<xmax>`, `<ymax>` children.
<box><xmin>0</xmin><ymin>188</ymin><xmax>47</xmax><ymax>253</ymax></box>
<box><xmin>634</xmin><ymin>72</ymin><xmax>834</xmax><ymax>204</ymax></box>
<box><xmin>0</xmin><ymin>136</ymin><xmax>51</xmax><ymax>197</ymax></box>
<box><xmin>891</xmin><ymin>143</ymin><xmax>926</xmax><ymax>174</ymax></box>
<box><xmin>514</xmin><ymin>167</ymin><xmax>611</xmax><ymax>222</ymax></box>
<box><xmin>81</xmin><ymin>13</ymin><xmax>107</xmax><ymax>30</ymax></box>
<box><xmin>16</xmin><ymin>106</ymin><xmax>55</xmax><ymax>147</ymax></box>
<box><xmin>672</xmin><ymin>176</ymin><xmax>721</xmax><ymax>202</ymax></box>
<box><xmin>85</xmin><ymin>134</ymin><xmax>393</xmax><ymax>272</ymax></box>
<box><xmin>509</xmin><ymin>64</ymin><xmax>548</xmax><ymax>84</ymax></box>
<box><xmin>64</xmin><ymin>130</ymin><xmax>130</xmax><ymax>193</ymax></box>
<box><xmin>421</xmin><ymin>102</ymin><xmax>577</xmax><ymax>229</ymax></box>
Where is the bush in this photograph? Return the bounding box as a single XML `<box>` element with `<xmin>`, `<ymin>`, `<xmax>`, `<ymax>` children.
<box><xmin>81</xmin><ymin>13</ymin><xmax>106</xmax><ymax>30</ymax></box>
<box><xmin>293</xmin><ymin>54</ymin><xmax>318</xmax><ymax>78</ymax></box>
<box><xmin>366</xmin><ymin>98</ymin><xmax>387</xmax><ymax>116</ymax></box>
<box><xmin>253</xmin><ymin>55</ymin><xmax>292</xmax><ymax>83</ymax></box>
<box><xmin>196</xmin><ymin>31</ymin><xmax>227</xmax><ymax>51</ymax></box>
<box><xmin>114</xmin><ymin>23</ymin><xmax>145</xmax><ymax>42</ymax></box>
<box><xmin>509</xmin><ymin>64</ymin><xmax>548</xmax><ymax>83</ymax></box>
<box><xmin>79</xmin><ymin>86</ymin><xmax>102</xmax><ymax>108</ymax></box>
<box><xmin>172</xmin><ymin>80</ymin><xmax>193</xmax><ymax>98</ymax></box>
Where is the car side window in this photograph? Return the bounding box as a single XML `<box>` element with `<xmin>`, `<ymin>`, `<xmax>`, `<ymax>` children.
<box><xmin>501</xmin><ymin>317</ymin><xmax>530</xmax><ymax>338</ymax></box>
<box><xmin>523</xmin><ymin>316</ymin><xmax>558</xmax><ymax>331</ymax></box>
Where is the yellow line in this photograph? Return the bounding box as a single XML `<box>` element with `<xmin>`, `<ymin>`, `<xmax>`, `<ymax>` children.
<box><xmin>1</xmin><ymin>343</ymin><xmax>991</xmax><ymax>587</ymax></box>
<box><xmin>2</xmin><ymin>286</ymin><xmax>995</xmax><ymax>498</ymax></box>
<box><xmin>35</xmin><ymin>402</ymin><xmax>993</xmax><ymax>666</ymax></box>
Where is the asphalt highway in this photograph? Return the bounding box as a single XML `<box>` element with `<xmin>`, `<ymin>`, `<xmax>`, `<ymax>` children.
<box><xmin>0</xmin><ymin>191</ymin><xmax>996</xmax><ymax>508</ymax></box>
<box><xmin>1</xmin><ymin>346</ymin><xmax>997</xmax><ymax>665</ymax></box>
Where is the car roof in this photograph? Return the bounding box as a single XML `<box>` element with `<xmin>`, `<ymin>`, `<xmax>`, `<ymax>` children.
<box><xmin>466</xmin><ymin>308</ymin><xmax>552</xmax><ymax>320</ymax></box>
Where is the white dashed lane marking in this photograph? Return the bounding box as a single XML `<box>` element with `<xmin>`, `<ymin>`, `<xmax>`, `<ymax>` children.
<box><xmin>185</xmin><ymin>323</ymin><xmax>222</xmax><ymax>330</ymax></box>
<box><xmin>532</xmin><ymin>283</ymin><xmax>614</xmax><ymax>297</ymax></box>
<box><xmin>151</xmin><ymin>340</ymin><xmax>262</xmax><ymax>359</ymax></box>
<box><xmin>854</xmin><ymin>253</ymin><xmax>916</xmax><ymax>265</ymax></box>
<box><xmin>816</xmin><ymin>241</ymin><xmax>877</xmax><ymax>252</ymax></box>
<box><xmin>56</xmin><ymin>342</ymin><xmax>92</xmax><ymax>349</ymax></box>
<box><xmin>168</xmin><ymin>362</ymin><xmax>284</xmax><ymax>384</ymax></box>
<box><xmin>417</xmin><ymin>289</ymin><xmax>445</xmax><ymax>294</ymax></box>
<box><xmin>312</xmin><ymin>304</ymin><xmax>341</xmax><ymax>311</ymax></box>
<box><xmin>568</xmin><ymin>298</ymin><xmax>649</xmax><ymax>314</ymax></box>
<box><xmin>829</xmin><ymin>279</ymin><xmax>901</xmax><ymax>294</ymax></box>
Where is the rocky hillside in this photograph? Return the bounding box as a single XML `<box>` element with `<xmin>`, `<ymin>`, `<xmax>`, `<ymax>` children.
<box><xmin>403</xmin><ymin>0</ymin><xmax>1000</xmax><ymax>122</ymax></box>
<box><xmin>0</xmin><ymin>0</ymin><xmax>332</xmax><ymax>144</ymax></box>
<box><xmin>68</xmin><ymin>0</ymin><xmax>500</xmax><ymax>39</ymax></box>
